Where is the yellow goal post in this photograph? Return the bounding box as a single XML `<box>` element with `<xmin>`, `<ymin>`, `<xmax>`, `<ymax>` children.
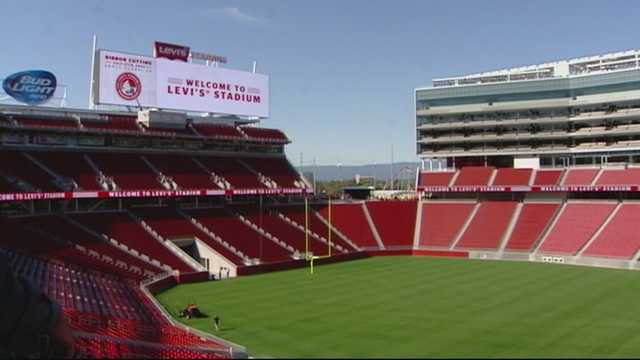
<box><xmin>305</xmin><ymin>197</ymin><xmax>333</xmax><ymax>274</ymax></box>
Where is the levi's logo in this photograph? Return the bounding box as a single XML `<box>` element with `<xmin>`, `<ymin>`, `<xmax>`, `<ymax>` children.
<box><xmin>159</xmin><ymin>45</ymin><xmax>188</xmax><ymax>57</ymax></box>
<box><xmin>154</xmin><ymin>41</ymin><xmax>190</xmax><ymax>62</ymax></box>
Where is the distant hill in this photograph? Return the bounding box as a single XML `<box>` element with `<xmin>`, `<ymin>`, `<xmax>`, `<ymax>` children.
<box><xmin>296</xmin><ymin>162</ymin><xmax>420</xmax><ymax>182</ymax></box>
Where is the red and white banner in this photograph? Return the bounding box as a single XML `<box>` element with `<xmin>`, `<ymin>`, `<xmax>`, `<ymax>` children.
<box><xmin>156</xmin><ymin>58</ymin><xmax>269</xmax><ymax>117</ymax></box>
<box><xmin>96</xmin><ymin>50</ymin><xmax>156</xmax><ymax>107</ymax></box>
<box><xmin>94</xmin><ymin>50</ymin><xmax>269</xmax><ymax>117</ymax></box>
<box><xmin>417</xmin><ymin>185</ymin><xmax>637</xmax><ymax>193</ymax></box>
<box><xmin>0</xmin><ymin>188</ymin><xmax>313</xmax><ymax>203</ymax></box>
<box><xmin>4</xmin><ymin>184</ymin><xmax>638</xmax><ymax>203</ymax></box>
<box><xmin>153</xmin><ymin>42</ymin><xmax>190</xmax><ymax>62</ymax></box>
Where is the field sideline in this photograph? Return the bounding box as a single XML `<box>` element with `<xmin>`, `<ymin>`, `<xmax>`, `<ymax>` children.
<box><xmin>156</xmin><ymin>257</ymin><xmax>640</xmax><ymax>358</ymax></box>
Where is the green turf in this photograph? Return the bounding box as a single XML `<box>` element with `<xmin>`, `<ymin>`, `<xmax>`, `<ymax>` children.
<box><xmin>155</xmin><ymin>257</ymin><xmax>640</xmax><ymax>358</ymax></box>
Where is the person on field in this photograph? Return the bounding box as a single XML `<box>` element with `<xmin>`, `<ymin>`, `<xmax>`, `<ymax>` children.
<box><xmin>213</xmin><ymin>316</ymin><xmax>221</xmax><ymax>331</ymax></box>
<box><xmin>180</xmin><ymin>303</ymin><xmax>203</xmax><ymax>319</ymax></box>
<box><xmin>0</xmin><ymin>253</ymin><xmax>75</xmax><ymax>358</ymax></box>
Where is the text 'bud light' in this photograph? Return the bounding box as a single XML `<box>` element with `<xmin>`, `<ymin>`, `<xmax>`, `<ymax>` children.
<box><xmin>2</xmin><ymin>70</ymin><xmax>57</xmax><ymax>105</ymax></box>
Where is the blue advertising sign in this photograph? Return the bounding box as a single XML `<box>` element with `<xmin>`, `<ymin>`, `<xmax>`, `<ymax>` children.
<box><xmin>2</xmin><ymin>70</ymin><xmax>57</xmax><ymax>105</ymax></box>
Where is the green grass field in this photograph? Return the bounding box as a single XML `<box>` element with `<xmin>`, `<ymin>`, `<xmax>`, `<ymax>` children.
<box><xmin>155</xmin><ymin>257</ymin><xmax>640</xmax><ymax>358</ymax></box>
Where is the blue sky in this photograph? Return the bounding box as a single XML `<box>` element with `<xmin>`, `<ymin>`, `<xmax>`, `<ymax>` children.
<box><xmin>1</xmin><ymin>0</ymin><xmax>640</xmax><ymax>165</ymax></box>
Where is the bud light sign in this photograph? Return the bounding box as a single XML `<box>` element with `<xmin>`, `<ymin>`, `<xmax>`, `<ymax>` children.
<box><xmin>2</xmin><ymin>70</ymin><xmax>57</xmax><ymax>105</ymax></box>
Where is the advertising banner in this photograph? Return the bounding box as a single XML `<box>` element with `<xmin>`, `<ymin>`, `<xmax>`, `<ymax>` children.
<box><xmin>155</xmin><ymin>58</ymin><xmax>269</xmax><ymax>117</ymax></box>
<box><xmin>96</xmin><ymin>50</ymin><xmax>156</xmax><ymax>107</ymax></box>
<box><xmin>2</xmin><ymin>70</ymin><xmax>57</xmax><ymax>105</ymax></box>
<box><xmin>95</xmin><ymin>50</ymin><xmax>269</xmax><ymax>117</ymax></box>
<box><xmin>0</xmin><ymin>188</ymin><xmax>313</xmax><ymax>203</ymax></box>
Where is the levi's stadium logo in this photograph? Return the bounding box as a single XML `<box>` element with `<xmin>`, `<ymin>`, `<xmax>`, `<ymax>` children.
<box><xmin>2</xmin><ymin>70</ymin><xmax>56</xmax><ymax>105</ymax></box>
<box><xmin>115</xmin><ymin>72</ymin><xmax>142</xmax><ymax>101</ymax></box>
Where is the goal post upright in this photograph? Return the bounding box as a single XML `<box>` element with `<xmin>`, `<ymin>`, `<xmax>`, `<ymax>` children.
<box><xmin>305</xmin><ymin>197</ymin><xmax>310</xmax><ymax>261</ymax></box>
<box><xmin>328</xmin><ymin>197</ymin><xmax>332</xmax><ymax>257</ymax></box>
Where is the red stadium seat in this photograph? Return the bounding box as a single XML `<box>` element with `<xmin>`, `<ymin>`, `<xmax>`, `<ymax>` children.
<box><xmin>240</xmin><ymin>126</ymin><xmax>289</xmax><ymax>142</ymax></box>
<box><xmin>533</xmin><ymin>169</ymin><xmax>563</xmax><ymax>186</ymax></box>
<box><xmin>595</xmin><ymin>168</ymin><xmax>640</xmax><ymax>186</ymax></box>
<box><xmin>455</xmin><ymin>201</ymin><xmax>518</xmax><ymax>250</ymax></box>
<box><xmin>277</xmin><ymin>205</ymin><xmax>355</xmax><ymax>253</ymax></box>
<box><xmin>562</xmin><ymin>168</ymin><xmax>599</xmax><ymax>186</ymax></box>
<box><xmin>68</xmin><ymin>212</ymin><xmax>196</xmax><ymax>272</ymax></box>
<box><xmin>582</xmin><ymin>203</ymin><xmax>640</xmax><ymax>259</ymax></box>
<box><xmin>232</xmin><ymin>204</ymin><xmax>329</xmax><ymax>256</ymax></box>
<box><xmin>538</xmin><ymin>203</ymin><xmax>616</xmax><ymax>255</ymax></box>
<box><xmin>365</xmin><ymin>201</ymin><xmax>417</xmax><ymax>248</ymax></box>
<box><xmin>81</xmin><ymin>116</ymin><xmax>141</xmax><ymax>133</ymax></box>
<box><xmin>318</xmin><ymin>203</ymin><xmax>378</xmax><ymax>249</ymax></box>
<box><xmin>192</xmin><ymin>123</ymin><xmax>245</xmax><ymax>139</ymax></box>
<box><xmin>504</xmin><ymin>203</ymin><xmax>560</xmax><ymax>252</ymax></box>
<box><xmin>186</xmin><ymin>207</ymin><xmax>293</xmax><ymax>262</ymax></box>
<box><xmin>491</xmin><ymin>168</ymin><xmax>533</xmax><ymax>186</ymax></box>
<box><xmin>1</xmin><ymin>249</ymin><xmax>233</xmax><ymax>358</ymax></box>
<box><xmin>419</xmin><ymin>202</ymin><xmax>475</xmax><ymax>248</ymax></box>
<box><xmin>453</xmin><ymin>166</ymin><xmax>495</xmax><ymax>186</ymax></box>
<box><xmin>418</xmin><ymin>171</ymin><xmax>455</xmax><ymax>187</ymax></box>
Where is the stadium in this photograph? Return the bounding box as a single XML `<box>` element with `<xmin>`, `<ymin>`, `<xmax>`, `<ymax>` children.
<box><xmin>5</xmin><ymin>21</ymin><xmax>640</xmax><ymax>359</ymax></box>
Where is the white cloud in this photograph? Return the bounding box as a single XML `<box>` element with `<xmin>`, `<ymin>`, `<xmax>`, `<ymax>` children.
<box><xmin>205</xmin><ymin>7</ymin><xmax>268</xmax><ymax>25</ymax></box>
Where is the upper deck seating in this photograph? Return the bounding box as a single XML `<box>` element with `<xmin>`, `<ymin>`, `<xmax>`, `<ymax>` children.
<box><xmin>81</xmin><ymin>116</ymin><xmax>141</xmax><ymax>133</ymax></box>
<box><xmin>240</xmin><ymin>127</ymin><xmax>289</xmax><ymax>142</ymax></box>
<box><xmin>532</xmin><ymin>170</ymin><xmax>563</xmax><ymax>186</ymax></box>
<box><xmin>452</xmin><ymin>166</ymin><xmax>495</xmax><ymax>186</ymax></box>
<box><xmin>595</xmin><ymin>168</ymin><xmax>640</xmax><ymax>186</ymax></box>
<box><xmin>562</xmin><ymin>168</ymin><xmax>599</xmax><ymax>186</ymax></box>
<box><xmin>16</xmin><ymin>117</ymin><xmax>79</xmax><ymax>129</ymax></box>
<box><xmin>192</xmin><ymin>124</ymin><xmax>245</xmax><ymax>139</ymax></box>
<box><xmin>491</xmin><ymin>168</ymin><xmax>533</xmax><ymax>186</ymax></box>
<box><xmin>418</xmin><ymin>171</ymin><xmax>455</xmax><ymax>187</ymax></box>
<box><xmin>144</xmin><ymin>125</ymin><xmax>199</xmax><ymax>138</ymax></box>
